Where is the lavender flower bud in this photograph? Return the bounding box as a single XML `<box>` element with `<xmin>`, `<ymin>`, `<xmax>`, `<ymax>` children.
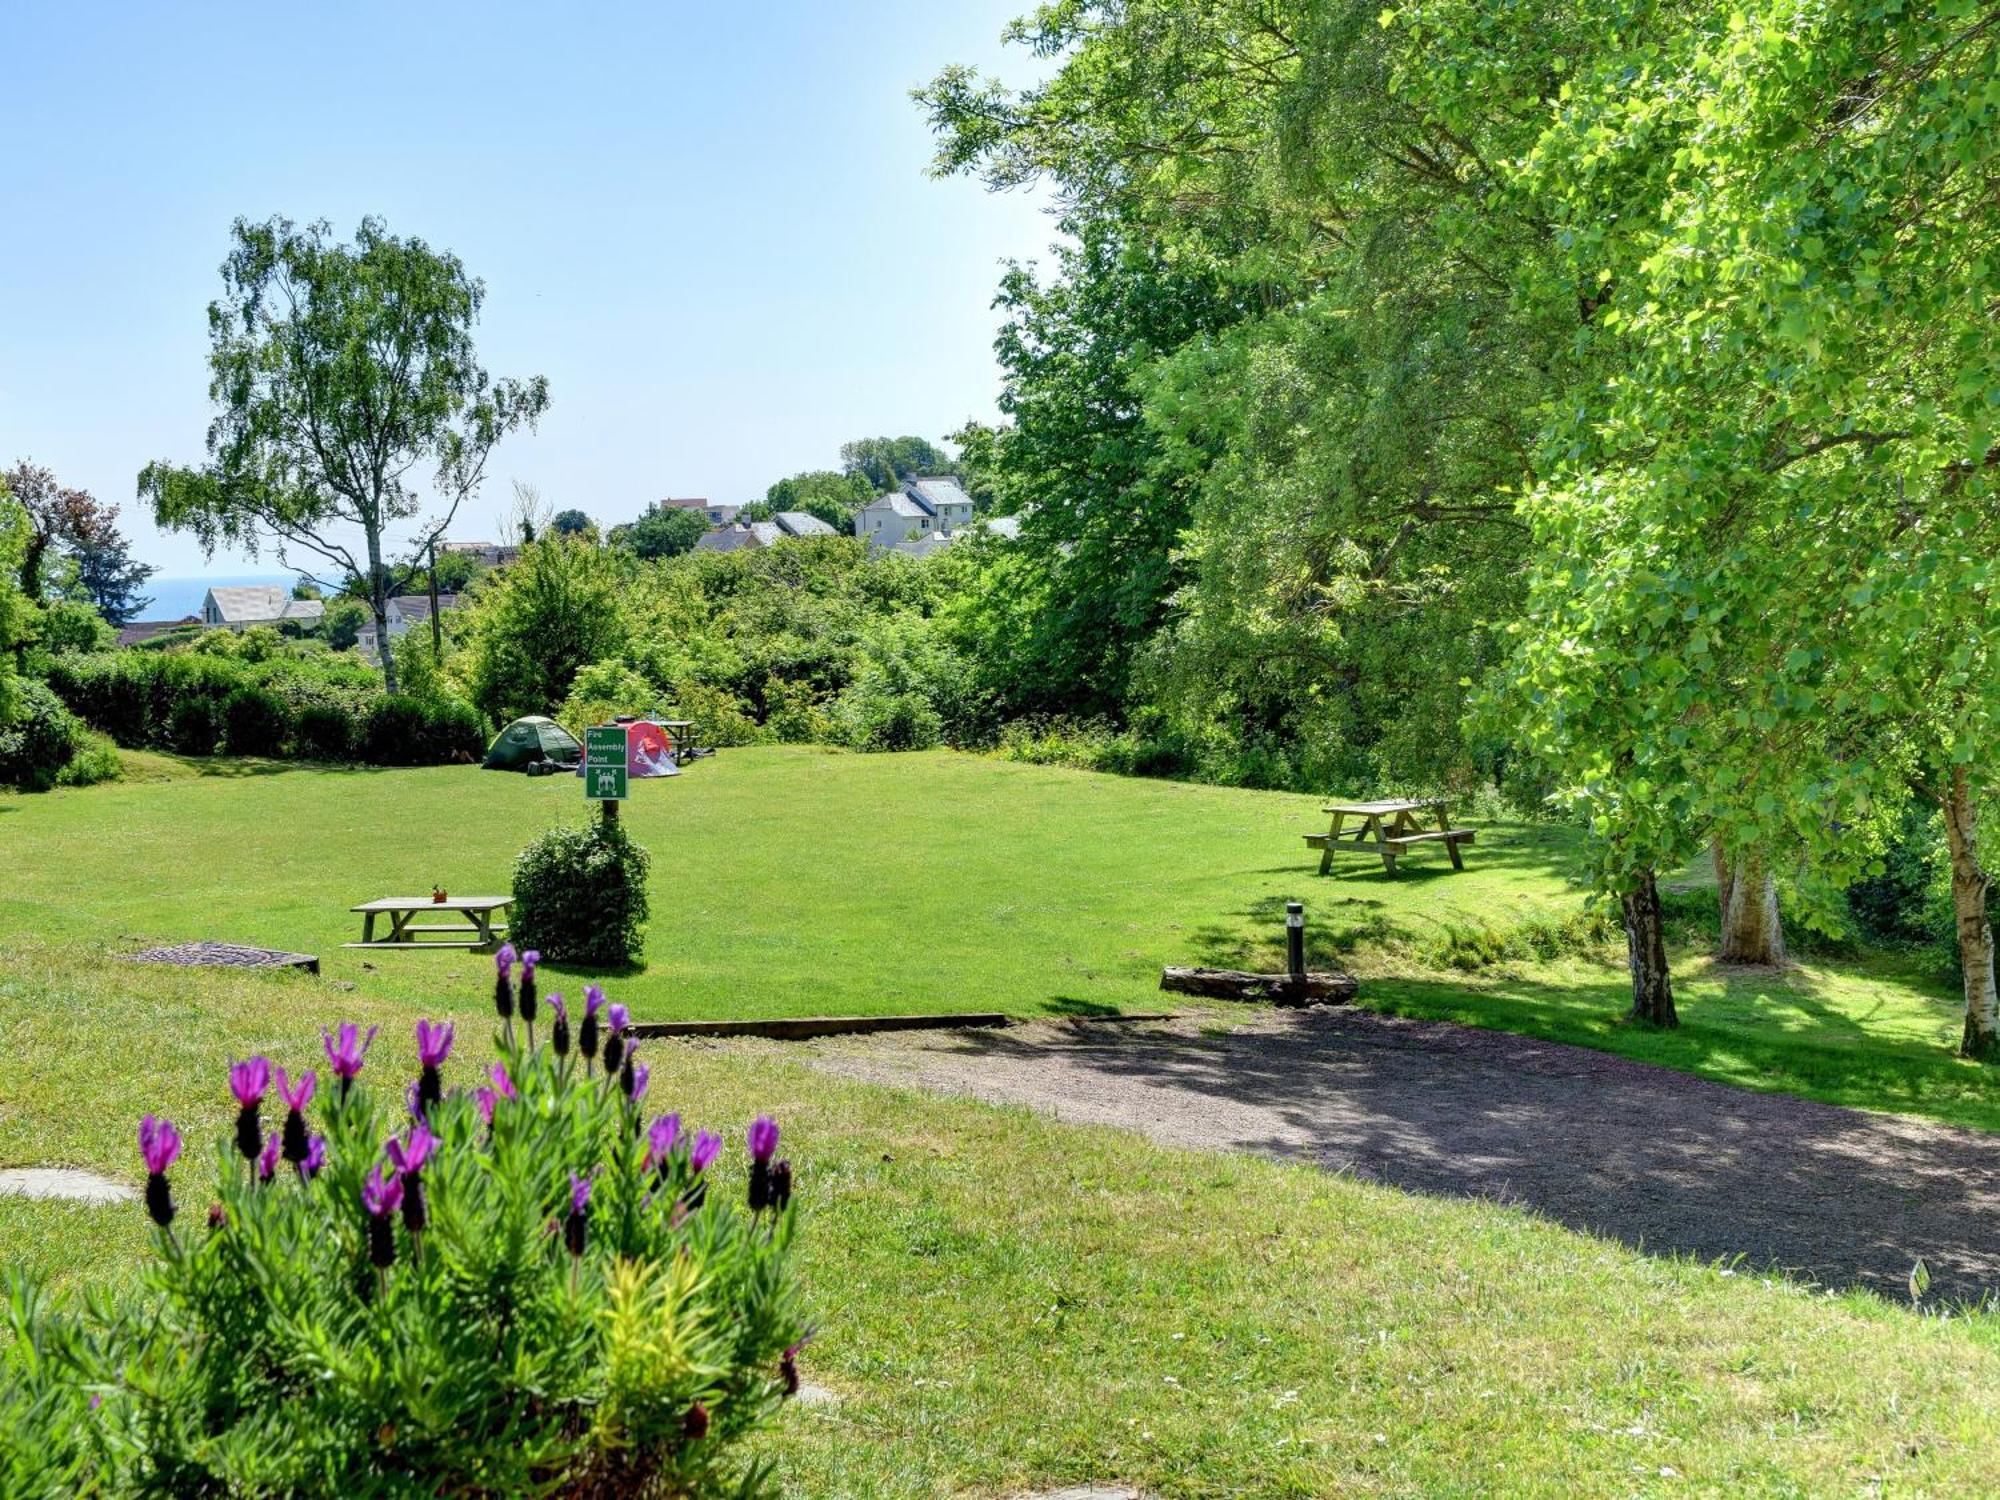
<box><xmin>145</xmin><ymin>1174</ymin><xmax>174</xmax><ymax>1228</ymax></box>
<box><xmin>234</xmin><ymin>1105</ymin><xmax>262</xmax><ymax>1164</ymax></box>
<box><xmin>771</xmin><ymin>1159</ymin><xmax>792</xmax><ymax>1212</ymax></box>
<box><xmin>552</xmin><ymin>1012</ymin><xmax>570</xmax><ymax>1057</ymax></box>
<box><xmin>368</xmin><ymin>1213</ymin><xmax>396</xmax><ymax>1269</ymax></box>
<box><xmin>682</xmin><ymin>1401</ymin><xmax>709</xmax><ymax>1441</ymax></box>
<box><xmin>579</xmin><ymin>1010</ymin><xmax>599</xmax><ymax>1062</ymax></box>
<box><xmin>749</xmin><ymin>1159</ymin><xmax>771</xmax><ymax>1213</ymax></box>
<box><xmin>602</xmin><ymin>1031</ymin><xmax>625</xmax><ymax>1078</ymax></box>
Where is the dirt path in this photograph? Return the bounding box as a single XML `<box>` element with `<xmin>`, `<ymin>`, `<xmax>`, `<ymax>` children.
<box><xmin>776</xmin><ymin>1007</ymin><xmax>2000</xmax><ymax>1303</ymax></box>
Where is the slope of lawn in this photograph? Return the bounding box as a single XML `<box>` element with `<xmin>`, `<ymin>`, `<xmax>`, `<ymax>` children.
<box><xmin>0</xmin><ymin>746</ymin><xmax>1589</xmax><ymax>1023</ymax></box>
<box><xmin>3</xmin><ymin>953</ymin><xmax>2000</xmax><ymax>1497</ymax></box>
<box><xmin>5</xmin><ymin>745</ymin><xmax>1996</xmax><ymax>1134</ymax></box>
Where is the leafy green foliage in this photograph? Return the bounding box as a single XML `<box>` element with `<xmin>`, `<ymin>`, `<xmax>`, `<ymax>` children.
<box><xmin>0</xmin><ymin>992</ymin><xmax>803</xmax><ymax>1495</ymax></box>
<box><xmin>138</xmin><ymin>215</ymin><xmax>548</xmax><ymax>693</ymax></box>
<box><xmin>511</xmin><ymin>821</ymin><xmax>653</xmax><ymax>966</ymax></box>
<box><xmin>0</xmin><ymin>680</ymin><xmax>86</xmax><ymax>791</ymax></box>
<box><xmin>463</xmin><ymin>539</ymin><xmax>632</xmax><ymax>722</ymax></box>
<box><xmin>612</xmin><ymin>504</ymin><xmax>711</xmax><ymax>562</ymax></box>
<box><xmin>763</xmin><ymin>470</ymin><xmax>871</xmax><ymax>531</ymax></box>
<box><xmin>838</xmin><ymin>435</ymin><xmax>950</xmax><ymax>492</ymax></box>
<box><xmin>359</xmin><ymin>695</ymin><xmax>482</xmax><ymax>766</ymax></box>
<box><xmin>221</xmin><ymin>685</ymin><xmax>291</xmax><ymax>757</ymax></box>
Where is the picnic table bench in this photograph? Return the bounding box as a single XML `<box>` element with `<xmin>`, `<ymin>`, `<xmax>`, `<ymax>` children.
<box><xmin>1304</xmin><ymin>799</ymin><xmax>1475</xmax><ymax>876</ymax></box>
<box><xmin>344</xmin><ymin>896</ymin><xmax>511</xmax><ymax>951</ymax></box>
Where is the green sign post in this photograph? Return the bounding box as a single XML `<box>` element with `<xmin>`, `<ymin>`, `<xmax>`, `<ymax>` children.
<box><xmin>584</xmin><ymin>726</ymin><xmax>628</xmax><ymax>804</ymax></box>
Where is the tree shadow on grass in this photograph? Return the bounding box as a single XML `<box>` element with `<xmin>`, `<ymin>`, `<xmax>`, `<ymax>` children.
<box><xmin>902</xmin><ymin>998</ymin><xmax>2000</xmax><ymax>1303</ymax></box>
<box><xmin>1042</xmin><ymin>996</ymin><xmax>1126</xmax><ymax>1018</ymax></box>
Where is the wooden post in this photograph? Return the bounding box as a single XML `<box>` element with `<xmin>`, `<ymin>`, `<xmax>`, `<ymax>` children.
<box><xmin>1285</xmin><ymin>901</ymin><xmax>1305</xmax><ymax>980</ymax></box>
<box><xmin>600</xmin><ymin>799</ymin><xmax>620</xmax><ymax>829</ymax></box>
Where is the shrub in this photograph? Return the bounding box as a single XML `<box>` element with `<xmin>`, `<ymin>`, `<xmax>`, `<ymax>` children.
<box><xmin>511</xmin><ymin>820</ymin><xmax>652</xmax><ymax>965</ymax></box>
<box><xmin>0</xmin><ymin>679</ymin><xmax>83</xmax><ymax>791</ymax></box>
<box><xmin>166</xmin><ymin>693</ymin><xmax>224</xmax><ymax>755</ymax></box>
<box><xmin>222</xmin><ymin>685</ymin><xmax>292</xmax><ymax>757</ymax></box>
<box><xmin>832</xmin><ymin>686</ymin><xmax>942</xmax><ymax>752</ymax></box>
<box><xmin>360</xmin><ymin>695</ymin><xmax>484</xmax><ymax>766</ymax></box>
<box><xmin>0</xmin><ymin>983</ymin><xmax>806</xmax><ymax>1496</ymax></box>
<box><xmin>53</xmin><ymin>729</ymin><xmax>122</xmax><ymax>788</ymax></box>
<box><xmin>294</xmin><ymin>701</ymin><xmax>354</xmax><ymax>761</ymax></box>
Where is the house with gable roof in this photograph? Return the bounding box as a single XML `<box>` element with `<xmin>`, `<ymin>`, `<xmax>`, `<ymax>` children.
<box><xmin>854</xmin><ymin>476</ymin><xmax>975</xmax><ymax>551</ymax></box>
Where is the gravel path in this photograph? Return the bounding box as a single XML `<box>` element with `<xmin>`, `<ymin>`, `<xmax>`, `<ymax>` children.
<box><xmin>786</xmin><ymin>1007</ymin><xmax>2000</xmax><ymax>1302</ymax></box>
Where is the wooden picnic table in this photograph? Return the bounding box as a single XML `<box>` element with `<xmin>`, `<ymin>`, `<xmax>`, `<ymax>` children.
<box><xmin>659</xmin><ymin>719</ymin><xmax>704</xmax><ymax>760</ymax></box>
<box><xmin>1305</xmin><ymin>798</ymin><xmax>1475</xmax><ymax>876</ymax></box>
<box><xmin>345</xmin><ymin>896</ymin><xmax>511</xmax><ymax>951</ymax></box>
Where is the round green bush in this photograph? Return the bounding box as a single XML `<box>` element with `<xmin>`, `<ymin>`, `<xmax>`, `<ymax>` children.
<box><xmin>222</xmin><ymin>685</ymin><xmax>292</xmax><ymax>757</ymax></box>
<box><xmin>0</xmin><ymin>680</ymin><xmax>84</xmax><ymax>791</ymax></box>
<box><xmin>166</xmin><ymin>694</ymin><xmax>224</xmax><ymax>756</ymax></box>
<box><xmin>294</xmin><ymin>701</ymin><xmax>355</xmax><ymax>761</ymax></box>
<box><xmin>510</xmin><ymin>820</ymin><xmax>652</xmax><ymax>966</ymax></box>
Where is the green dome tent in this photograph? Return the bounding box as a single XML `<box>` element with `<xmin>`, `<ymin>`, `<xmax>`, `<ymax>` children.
<box><xmin>483</xmin><ymin>715</ymin><xmax>583</xmax><ymax>773</ymax></box>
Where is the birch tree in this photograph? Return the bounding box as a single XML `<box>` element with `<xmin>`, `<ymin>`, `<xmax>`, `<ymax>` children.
<box><xmin>140</xmin><ymin>216</ymin><xmax>548</xmax><ymax>693</ymax></box>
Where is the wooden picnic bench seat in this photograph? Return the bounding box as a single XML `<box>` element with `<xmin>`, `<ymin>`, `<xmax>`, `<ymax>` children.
<box><xmin>1381</xmin><ymin>828</ymin><xmax>1476</xmax><ymax>848</ymax></box>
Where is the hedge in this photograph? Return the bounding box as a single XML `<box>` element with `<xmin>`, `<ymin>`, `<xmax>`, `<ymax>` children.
<box><xmin>43</xmin><ymin>651</ymin><xmax>484</xmax><ymax>768</ymax></box>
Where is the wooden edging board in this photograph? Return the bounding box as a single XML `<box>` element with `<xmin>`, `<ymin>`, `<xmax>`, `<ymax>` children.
<box><xmin>630</xmin><ymin>1010</ymin><xmax>1178</xmax><ymax>1042</ymax></box>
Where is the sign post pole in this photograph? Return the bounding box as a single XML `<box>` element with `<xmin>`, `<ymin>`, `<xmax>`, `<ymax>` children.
<box><xmin>584</xmin><ymin>726</ymin><xmax>629</xmax><ymax>827</ymax></box>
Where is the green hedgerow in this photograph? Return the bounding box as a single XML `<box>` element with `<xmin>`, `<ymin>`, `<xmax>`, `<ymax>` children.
<box><xmin>511</xmin><ymin>820</ymin><xmax>652</xmax><ymax>966</ymax></box>
<box><xmin>0</xmin><ymin>976</ymin><xmax>806</xmax><ymax>1498</ymax></box>
<box><xmin>222</xmin><ymin>685</ymin><xmax>292</xmax><ymax>757</ymax></box>
<box><xmin>294</xmin><ymin>701</ymin><xmax>355</xmax><ymax>762</ymax></box>
<box><xmin>0</xmin><ymin>679</ymin><xmax>84</xmax><ymax>791</ymax></box>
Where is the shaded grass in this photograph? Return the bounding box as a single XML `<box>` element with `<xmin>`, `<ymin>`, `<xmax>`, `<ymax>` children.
<box><xmin>5</xmin><ymin>950</ymin><xmax>2000</xmax><ymax>1496</ymax></box>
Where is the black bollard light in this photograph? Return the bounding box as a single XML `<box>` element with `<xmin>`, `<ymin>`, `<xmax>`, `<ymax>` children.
<box><xmin>1285</xmin><ymin>900</ymin><xmax>1306</xmax><ymax>980</ymax></box>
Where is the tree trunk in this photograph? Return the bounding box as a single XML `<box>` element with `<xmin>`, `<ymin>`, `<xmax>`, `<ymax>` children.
<box><xmin>1622</xmin><ymin>869</ymin><xmax>1678</xmax><ymax>1027</ymax></box>
<box><xmin>1943</xmin><ymin>766</ymin><xmax>1999</xmax><ymax>1059</ymax></box>
<box><xmin>1715</xmin><ymin>843</ymin><xmax>1785</xmax><ymax>965</ymax></box>
<box><xmin>365</xmin><ymin>526</ymin><xmax>399</xmax><ymax>695</ymax></box>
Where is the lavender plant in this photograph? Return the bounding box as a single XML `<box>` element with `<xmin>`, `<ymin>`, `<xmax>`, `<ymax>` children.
<box><xmin>1</xmin><ymin>955</ymin><xmax>807</xmax><ymax>1498</ymax></box>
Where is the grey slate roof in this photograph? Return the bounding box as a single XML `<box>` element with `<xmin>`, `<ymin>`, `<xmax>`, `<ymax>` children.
<box><xmin>773</xmin><ymin>511</ymin><xmax>836</xmax><ymax>537</ymax></box>
<box><xmin>203</xmin><ymin>587</ymin><xmax>325</xmax><ymax>625</ymax></box>
<box><xmin>861</xmin><ymin>492</ymin><xmax>932</xmax><ymax>519</ymax></box>
<box><xmin>693</xmin><ymin>525</ymin><xmax>765</xmax><ymax>554</ymax></box>
<box><xmin>891</xmin><ymin>533</ymin><xmax>961</xmax><ymax>559</ymax></box>
<box><xmin>905</xmin><ymin>477</ymin><xmax>973</xmax><ymax>515</ymax></box>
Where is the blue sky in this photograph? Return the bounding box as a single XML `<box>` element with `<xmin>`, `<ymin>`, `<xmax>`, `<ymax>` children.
<box><xmin>0</xmin><ymin>2</ymin><xmax>1052</xmax><ymax>578</ymax></box>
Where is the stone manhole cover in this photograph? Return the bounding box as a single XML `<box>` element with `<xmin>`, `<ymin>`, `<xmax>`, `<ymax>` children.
<box><xmin>126</xmin><ymin>941</ymin><xmax>319</xmax><ymax>974</ymax></box>
<box><xmin>0</xmin><ymin>1168</ymin><xmax>135</xmax><ymax>1204</ymax></box>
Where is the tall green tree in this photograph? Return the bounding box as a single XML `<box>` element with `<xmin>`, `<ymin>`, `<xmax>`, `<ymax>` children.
<box><xmin>838</xmin><ymin>436</ymin><xmax>952</xmax><ymax>492</ymax></box>
<box><xmin>139</xmin><ymin>216</ymin><xmax>549</xmax><ymax>692</ymax></box>
<box><xmin>765</xmin><ymin>469</ymin><xmax>872</xmax><ymax>530</ymax></box>
<box><xmin>0</xmin><ymin>481</ymin><xmax>26</xmax><ymax>723</ymax></box>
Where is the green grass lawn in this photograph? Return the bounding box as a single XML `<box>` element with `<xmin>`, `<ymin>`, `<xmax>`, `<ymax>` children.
<box><xmin>4</xmin><ymin>952</ymin><xmax>2000</xmax><ymax>1496</ymax></box>
<box><xmin>0</xmin><ymin>746</ymin><xmax>1594</xmax><ymax>1023</ymax></box>
<box><xmin>10</xmin><ymin>752</ymin><xmax>2000</xmax><ymax>1491</ymax></box>
<box><xmin>4</xmin><ymin>745</ymin><xmax>1994</xmax><ymax>1135</ymax></box>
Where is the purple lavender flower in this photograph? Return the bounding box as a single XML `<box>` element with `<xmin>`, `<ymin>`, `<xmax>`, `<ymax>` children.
<box><xmin>617</xmin><ymin>1042</ymin><xmax>641</xmax><ymax>1099</ymax></box>
<box><xmin>690</xmin><ymin>1130</ymin><xmax>721</xmax><ymax>1174</ymax></box>
<box><xmin>564</xmin><ymin>1169</ymin><xmax>592</xmax><ymax>1257</ymax></box>
<box><xmin>474</xmin><ymin>1088</ymin><xmax>497</xmax><ymax>1128</ymax></box>
<box><xmin>257</xmin><ymin>1133</ymin><xmax>281</xmax><ymax>1184</ymax></box>
<box><xmin>747</xmin><ymin>1117</ymin><xmax>780</xmax><ymax>1164</ymax></box>
<box><xmin>415</xmin><ymin>1019</ymin><xmax>454</xmax><ymax>1111</ymax></box>
<box><xmin>228</xmin><ymin>1057</ymin><xmax>270</xmax><ymax>1109</ymax></box>
<box><xmin>301</xmin><ymin>1134</ymin><xmax>328</xmax><ymax>1180</ymax></box>
<box><xmin>771</xmin><ymin>1159</ymin><xmax>793</xmax><ymax>1212</ymax></box>
<box><xmin>139</xmin><ymin>1115</ymin><xmax>182</xmax><ymax>1227</ymax></box>
<box><xmin>229</xmin><ymin>1057</ymin><xmax>271</xmax><ymax>1163</ymax></box>
<box><xmin>321</xmin><ymin>1023</ymin><xmax>378</xmax><ymax>1094</ymax></box>
<box><xmin>547</xmin><ymin>992</ymin><xmax>571</xmax><ymax>1058</ymax></box>
<box><xmin>683</xmin><ymin>1401</ymin><xmax>709</xmax><ymax>1441</ymax></box>
<box><xmin>494</xmin><ymin>942</ymin><xmax>517</xmax><ymax>1021</ymax></box>
<box><xmin>607</xmin><ymin>1003</ymin><xmax>630</xmax><ymax>1035</ymax></box>
<box><xmin>489</xmin><ymin>1062</ymin><xmax>519</xmax><ymax>1102</ymax></box>
<box><xmin>644</xmin><ymin>1113</ymin><xmax>682</xmax><ymax>1176</ymax></box>
<box><xmin>415</xmin><ymin>1019</ymin><xmax>454</xmax><ymax>1068</ymax></box>
<box><xmin>518</xmin><ymin>950</ymin><xmax>540</xmax><ymax>1027</ymax></box>
<box><xmin>278</xmin><ymin>1067</ymin><xmax>316</xmax><ymax>1165</ymax></box>
<box><xmin>385</xmin><ymin>1123</ymin><xmax>436</xmax><ymax>1235</ymax></box>
<box><xmin>780</xmin><ymin>1337</ymin><xmax>807</xmax><ymax>1396</ymax></box>
<box><xmin>627</xmin><ymin>1061</ymin><xmax>650</xmax><ymax>1106</ymax></box>
<box><xmin>579</xmin><ymin>985</ymin><xmax>605</xmax><ymax>1063</ymax></box>
<box><xmin>361</xmin><ymin>1164</ymin><xmax>403</xmax><ymax>1269</ymax></box>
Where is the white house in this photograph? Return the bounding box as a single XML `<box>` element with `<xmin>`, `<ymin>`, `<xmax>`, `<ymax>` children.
<box><xmin>855</xmin><ymin>477</ymin><xmax>976</xmax><ymax>550</ymax></box>
<box><xmin>385</xmin><ymin>593</ymin><xmax>461</xmax><ymax>639</ymax></box>
<box><xmin>201</xmin><ymin>586</ymin><xmax>325</xmax><ymax>630</ymax></box>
